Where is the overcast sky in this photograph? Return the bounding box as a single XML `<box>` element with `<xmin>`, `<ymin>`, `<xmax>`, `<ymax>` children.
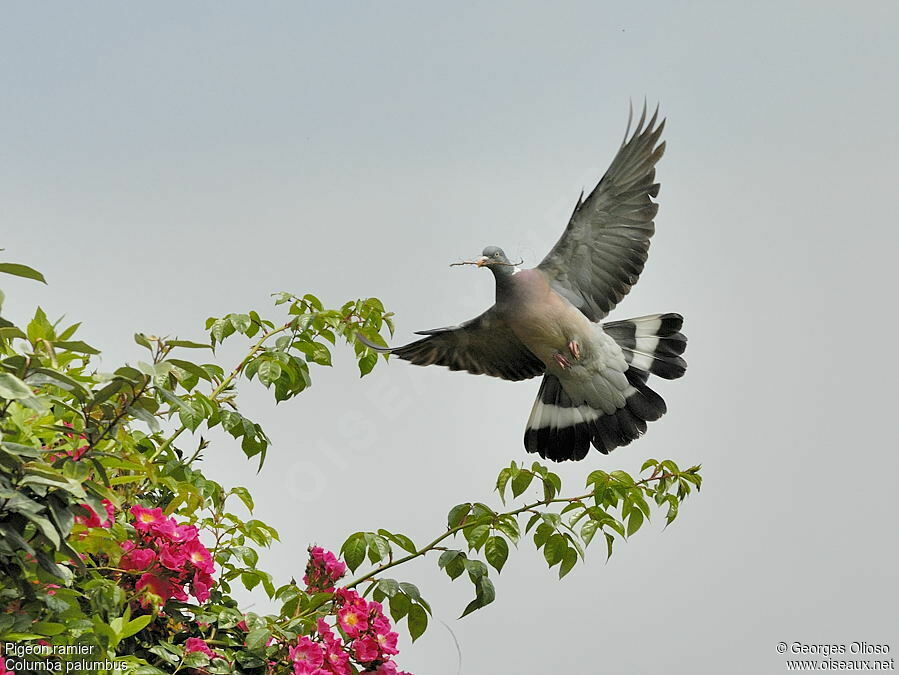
<box><xmin>2</xmin><ymin>3</ymin><xmax>898</xmax><ymax>673</ymax></box>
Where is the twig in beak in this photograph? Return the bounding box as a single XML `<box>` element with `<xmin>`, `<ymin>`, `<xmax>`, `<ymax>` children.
<box><xmin>449</xmin><ymin>258</ymin><xmax>523</xmax><ymax>268</ymax></box>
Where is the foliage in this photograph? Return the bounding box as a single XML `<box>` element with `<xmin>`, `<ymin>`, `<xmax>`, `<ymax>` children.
<box><xmin>0</xmin><ymin>258</ymin><xmax>701</xmax><ymax>674</ymax></box>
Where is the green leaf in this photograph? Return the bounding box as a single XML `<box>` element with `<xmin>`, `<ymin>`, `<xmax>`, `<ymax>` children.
<box><xmin>495</xmin><ymin>468</ymin><xmax>511</xmax><ymax>504</ymax></box>
<box><xmin>26</xmin><ymin>368</ymin><xmax>89</xmax><ymax>399</ymax></box>
<box><xmin>511</xmin><ymin>470</ymin><xmax>534</xmax><ymax>498</ymax></box>
<box><xmin>245</xmin><ymin>627</ymin><xmax>271</xmax><ymax>650</ymax></box>
<box><xmin>463</xmin><ymin>522</ymin><xmax>490</xmax><ymax>552</ymax></box>
<box><xmin>88</xmin><ymin>379</ymin><xmax>127</xmax><ymax>410</ymax></box>
<box><xmin>376</xmin><ymin>578</ymin><xmax>400</xmax><ymax>597</ymax></box>
<box><xmin>447</xmin><ymin>503</ymin><xmax>471</xmax><ymax>528</ymax></box>
<box><xmin>168</xmin><ymin>339</ymin><xmax>212</xmax><ymax>350</ymax></box>
<box><xmin>460</xmin><ymin>576</ymin><xmax>495</xmax><ymax>618</ymax></box>
<box><xmin>53</xmin><ymin>340</ymin><xmax>100</xmax><ymax>355</ymax></box>
<box><xmin>559</xmin><ymin>546</ymin><xmax>578</xmax><ymax>579</ymax></box>
<box><xmin>366</xmin><ymin>533</ymin><xmax>391</xmax><ymax>563</ymax></box>
<box><xmin>341</xmin><ymin>533</ymin><xmax>367</xmax><ymax>572</ymax></box>
<box><xmin>438</xmin><ymin>550</ymin><xmax>466</xmax><ymax>580</ymax></box>
<box><xmin>0</xmin><ymin>262</ymin><xmax>46</xmax><ymax>283</ymax></box>
<box><xmin>463</xmin><ymin>558</ymin><xmax>488</xmax><ymax>582</ymax></box>
<box><xmin>230</xmin><ymin>486</ymin><xmax>254</xmax><ymax>513</ymax></box>
<box><xmin>610</xmin><ymin>470</ymin><xmax>635</xmax><ymax>486</ymax></box>
<box><xmin>257</xmin><ymin>360</ymin><xmax>282</xmax><ymax>387</ymax></box>
<box><xmin>398</xmin><ymin>582</ymin><xmax>424</xmax><ymax>605</ymax></box>
<box><xmin>32</xmin><ymin>621</ymin><xmax>67</xmax><ymax>636</ymax></box>
<box><xmin>183</xmin><ymin>651</ymin><xmax>210</xmax><ymax>668</ymax></box>
<box><xmin>0</xmin><ymin>372</ymin><xmax>33</xmax><ymax>399</ymax></box>
<box><xmin>302</xmin><ymin>293</ymin><xmax>324</xmax><ymax>311</ymax></box>
<box><xmin>358</xmin><ymin>351</ymin><xmax>377</xmax><ymax>377</ymax></box>
<box><xmin>407</xmin><ymin>604</ymin><xmax>428</xmax><ymax>642</ymax></box>
<box><xmin>641</xmin><ymin>458</ymin><xmax>659</xmax><ymax>472</ymax></box>
<box><xmin>626</xmin><ymin>508</ymin><xmax>644</xmax><ymax>537</ymax></box>
<box><xmin>127</xmin><ymin>405</ymin><xmax>161</xmax><ymax>432</ymax></box>
<box><xmin>167</xmin><ymin>359</ymin><xmax>213</xmax><ymax>383</ymax></box>
<box><xmin>484</xmin><ymin>535</ymin><xmax>509</xmax><ymax>573</ymax></box>
<box><xmin>230</xmin><ymin>313</ymin><xmax>252</xmax><ymax>333</ymax></box>
<box><xmin>495</xmin><ymin>516</ymin><xmax>520</xmax><ymax>545</ymax></box>
<box><xmin>543</xmin><ymin>533</ymin><xmax>567</xmax><ymax>567</ymax></box>
<box><xmin>121</xmin><ymin>614</ymin><xmax>153</xmax><ymax>639</ymax></box>
<box><xmin>378</xmin><ymin>529</ymin><xmax>416</xmax><ymax>554</ymax></box>
<box><xmin>586</xmin><ymin>469</ymin><xmax>608</xmax><ymax>487</ymax></box>
<box><xmin>581</xmin><ymin>519</ymin><xmax>599</xmax><ymax>546</ymax></box>
<box><xmin>389</xmin><ymin>591</ymin><xmax>411</xmax><ymax>621</ymax></box>
<box><xmin>297</xmin><ymin>342</ymin><xmax>332</xmax><ymax>366</ymax></box>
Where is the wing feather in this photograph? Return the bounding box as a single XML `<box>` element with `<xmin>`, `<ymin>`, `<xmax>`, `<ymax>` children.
<box><xmin>357</xmin><ymin>307</ymin><xmax>545</xmax><ymax>382</ymax></box>
<box><xmin>538</xmin><ymin>103</ymin><xmax>666</xmax><ymax>321</ymax></box>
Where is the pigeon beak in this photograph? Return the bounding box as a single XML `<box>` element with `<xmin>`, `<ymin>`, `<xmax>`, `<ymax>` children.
<box><xmin>475</xmin><ymin>256</ymin><xmax>490</xmax><ymax>267</ymax></box>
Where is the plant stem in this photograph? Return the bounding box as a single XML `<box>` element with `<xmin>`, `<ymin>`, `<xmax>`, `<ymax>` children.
<box><xmin>344</xmin><ymin>472</ymin><xmax>675</xmax><ymax>590</ymax></box>
<box><xmin>149</xmin><ymin>321</ymin><xmax>293</xmax><ymax>462</ymax></box>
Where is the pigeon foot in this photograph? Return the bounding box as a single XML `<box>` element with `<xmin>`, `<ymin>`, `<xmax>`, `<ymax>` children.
<box><xmin>568</xmin><ymin>340</ymin><xmax>581</xmax><ymax>360</ymax></box>
<box><xmin>553</xmin><ymin>352</ymin><xmax>572</xmax><ymax>369</ymax></box>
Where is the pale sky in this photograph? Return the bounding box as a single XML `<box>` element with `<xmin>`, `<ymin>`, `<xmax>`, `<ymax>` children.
<box><xmin>3</xmin><ymin>3</ymin><xmax>898</xmax><ymax>673</ymax></box>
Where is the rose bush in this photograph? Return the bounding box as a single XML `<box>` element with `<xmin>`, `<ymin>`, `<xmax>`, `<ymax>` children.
<box><xmin>0</xmin><ymin>258</ymin><xmax>701</xmax><ymax>673</ymax></box>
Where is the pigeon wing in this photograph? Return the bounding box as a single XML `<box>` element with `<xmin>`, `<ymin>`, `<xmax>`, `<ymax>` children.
<box><xmin>538</xmin><ymin>104</ymin><xmax>666</xmax><ymax>322</ymax></box>
<box><xmin>358</xmin><ymin>307</ymin><xmax>545</xmax><ymax>381</ymax></box>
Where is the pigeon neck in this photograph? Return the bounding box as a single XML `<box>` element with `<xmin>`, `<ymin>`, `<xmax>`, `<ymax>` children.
<box><xmin>490</xmin><ymin>265</ymin><xmax>517</xmax><ymax>298</ymax></box>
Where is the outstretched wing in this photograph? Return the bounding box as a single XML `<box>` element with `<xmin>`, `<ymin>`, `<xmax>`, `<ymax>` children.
<box><xmin>538</xmin><ymin>104</ymin><xmax>666</xmax><ymax>322</ymax></box>
<box><xmin>357</xmin><ymin>307</ymin><xmax>545</xmax><ymax>381</ymax></box>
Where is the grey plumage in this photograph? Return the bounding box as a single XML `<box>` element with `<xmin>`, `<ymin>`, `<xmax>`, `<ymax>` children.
<box><xmin>359</xmin><ymin>104</ymin><xmax>686</xmax><ymax>462</ymax></box>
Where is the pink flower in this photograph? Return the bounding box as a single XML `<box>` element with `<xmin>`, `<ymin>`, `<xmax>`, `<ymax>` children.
<box><xmin>303</xmin><ymin>546</ymin><xmax>347</xmax><ymax>592</ymax></box>
<box><xmin>289</xmin><ymin>637</ymin><xmax>324</xmax><ymax>674</ymax></box>
<box><xmin>184</xmin><ymin>539</ymin><xmax>215</xmax><ymax>573</ymax></box>
<box><xmin>131</xmin><ymin>505</ymin><xmax>166</xmax><ymax>532</ymax></box>
<box><xmin>170</xmin><ymin>523</ymin><xmax>199</xmax><ymax>543</ymax></box>
<box><xmin>372</xmin><ymin>612</ymin><xmax>392</xmax><ymax>635</ymax></box>
<box><xmin>353</xmin><ymin>636</ymin><xmax>381</xmax><ymax>663</ymax></box>
<box><xmin>375</xmin><ymin>629</ymin><xmax>399</xmax><ymax>656</ymax></box>
<box><xmin>323</xmin><ymin>644</ymin><xmax>351</xmax><ymax>675</ymax></box>
<box><xmin>0</xmin><ymin>655</ymin><xmax>14</xmax><ymax>675</ymax></box>
<box><xmin>184</xmin><ymin>637</ymin><xmax>217</xmax><ymax>658</ymax></box>
<box><xmin>316</xmin><ymin>618</ymin><xmax>338</xmax><ymax>646</ymax></box>
<box><xmin>102</xmin><ymin>499</ymin><xmax>116</xmax><ymax>523</ymax></box>
<box><xmin>75</xmin><ymin>499</ymin><xmax>114</xmax><ymax>528</ymax></box>
<box><xmin>120</xmin><ymin>547</ymin><xmax>156</xmax><ymax>572</ymax></box>
<box><xmin>337</xmin><ymin>605</ymin><xmax>368</xmax><ymax>637</ymax></box>
<box><xmin>191</xmin><ymin>571</ymin><xmax>213</xmax><ymax>603</ymax></box>
<box><xmin>74</xmin><ymin>505</ymin><xmax>101</xmax><ymax>528</ymax></box>
<box><xmin>334</xmin><ymin>588</ymin><xmax>365</xmax><ymax>609</ymax></box>
<box><xmin>159</xmin><ymin>542</ymin><xmax>188</xmax><ymax>570</ymax></box>
<box><xmin>136</xmin><ymin>573</ymin><xmax>173</xmax><ymax>606</ymax></box>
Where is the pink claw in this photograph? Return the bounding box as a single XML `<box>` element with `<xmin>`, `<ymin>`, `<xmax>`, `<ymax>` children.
<box><xmin>568</xmin><ymin>340</ymin><xmax>581</xmax><ymax>360</ymax></box>
<box><xmin>553</xmin><ymin>352</ymin><xmax>571</xmax><ymax>369</ymax></box>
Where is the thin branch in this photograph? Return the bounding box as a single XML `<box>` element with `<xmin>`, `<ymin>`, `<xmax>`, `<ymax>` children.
<box><xmin>449</xmin><ymin>259</ymin><xmax>523</xmax><ymax>268</ymax></box>
<box><xmin>344</xmin><ymin>472</ymin><xmax>675</xmax><ymax>590</ymax></box>
<box><xmin>149</xmin><ymin>321</ymin><xmax>294</xmax><ymax>461</ymax></box>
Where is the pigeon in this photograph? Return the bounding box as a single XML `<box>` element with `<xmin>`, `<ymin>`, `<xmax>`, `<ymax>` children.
<box><xmin>359</xmin><ymin>105</ymin><xmax>686</xmax><ymax>462</ymax></box>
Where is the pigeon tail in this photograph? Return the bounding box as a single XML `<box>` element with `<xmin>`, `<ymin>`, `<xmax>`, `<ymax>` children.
<box><xmin>523</xmin><ymin>313</ymin><xmax>687</xmax><ymax>461</ymax></box>
<box><xmin>602</xmin><ymin>313</ymin><xmax>687</xmax><ymax>380</ymax></box>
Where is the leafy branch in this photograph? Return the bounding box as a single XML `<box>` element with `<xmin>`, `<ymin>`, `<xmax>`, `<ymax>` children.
<box><xmin>338</xmin><ymin>458</ymin><xmax>702</xmax><ymax>637</ymax></box>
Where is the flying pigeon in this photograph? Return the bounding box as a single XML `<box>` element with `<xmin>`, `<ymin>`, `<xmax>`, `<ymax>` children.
<box><xmin>360</xmin><ymin>105</ymin><xmax>686</xmax><ymax>462</ymax></box>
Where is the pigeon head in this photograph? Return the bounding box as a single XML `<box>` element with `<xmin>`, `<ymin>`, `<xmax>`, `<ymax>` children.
<box><xmin>476</xmin><ymin>246</ymin><xmax>517</xmax><ymax>277</ymax></box>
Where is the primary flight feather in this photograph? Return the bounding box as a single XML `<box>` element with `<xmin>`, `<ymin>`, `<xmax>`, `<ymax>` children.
<box><xmin>360</xmin><ymin>104</ymin><xmax>687</xmax><ymax>462</ymax></box>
